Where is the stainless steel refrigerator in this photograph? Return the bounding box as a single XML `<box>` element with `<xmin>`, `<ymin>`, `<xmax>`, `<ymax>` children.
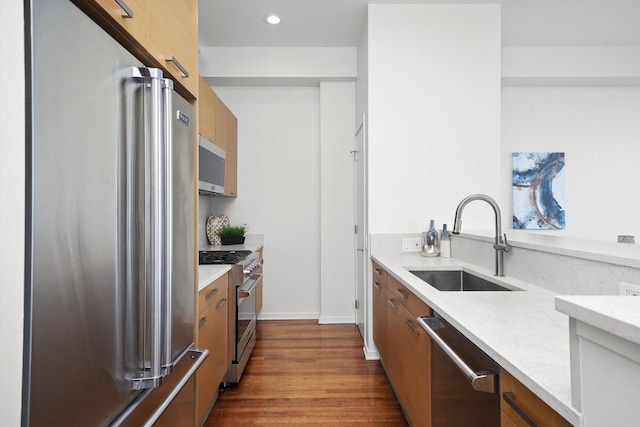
<box><xmin>24</xmin><ymin>0</ymin><xmax>207</xmax><ymax>425</ymax></box>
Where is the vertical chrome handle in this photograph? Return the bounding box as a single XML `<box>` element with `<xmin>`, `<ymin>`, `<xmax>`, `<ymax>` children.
<box><xmin>161</xmin><ymin>78</ymin><xmax>174</xmax><ymax>375</ymax></box>
<box><xmin>165</xmin><ymin>55</ymin><xmax>189</xmax><ymax>78</ymax></box>
<box><xmin>387</xmin><ymin>298</ymin><xmax>396</xmax><ymax>309</ymax></box>
<box><xmin>128</xmin><ymin>67</ymin><xmax>165</xmax><ymax>390</ymax></box>
<box><xmin>115</xmin><ymin>0</ymin><xmax>134</xmax><ymax>18</ymax></box>
<box><xmin>395</xmin><ymin>288</ymin><xmax>408</xmax><ymax>300</ymax></box>
<box><xmin>216</xmin><ymin>298</ymin><xmax>228</xmax><ymax>309</ymax></box>
<box><xmin>148</xmin><ymin>70</ymin><xmax>164</xmax><ymax>387</ymax></box>
<box><xmin>373</xmin><ymin>281</ymin><xmax>380</xmax><ymax>290</ymax></box>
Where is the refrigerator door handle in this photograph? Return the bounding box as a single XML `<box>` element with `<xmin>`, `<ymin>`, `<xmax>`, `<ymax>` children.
<box><xmin>161</xmin><ymin>78</ymin><xmax>174</xmax><ymax>375</ymax></box>
<box><xmin>130</xmin><ymin>67</ymin><xmax>165</xmax><ymax>390</ymax></box>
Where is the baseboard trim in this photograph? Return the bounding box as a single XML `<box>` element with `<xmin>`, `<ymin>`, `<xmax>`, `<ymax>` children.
<box><xmin>318</xmin><ymin>315</ymin><xmax>356</xmax><ymax>324</ymax></box>
<box><xmin>257</xmin><ymin>312</ymin><xmax>320</xmax><ymax>320</ymax></box>
<box><xmin>363</xmin><ymin>343</ymin><xmax>381</xmax><ymax>360</ymax></box>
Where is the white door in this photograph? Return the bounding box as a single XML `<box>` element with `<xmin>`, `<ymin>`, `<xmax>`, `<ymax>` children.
<box><xmin>353</xmin><ymin>114</ymin><xmax>367</xmax><ymax>338</ymax></box>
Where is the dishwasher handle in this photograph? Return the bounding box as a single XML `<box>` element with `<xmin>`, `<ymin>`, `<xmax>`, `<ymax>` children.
<box><xmin>417</xmin><ymin>316</ymin><xmax>498</xmax><ymax>394</ymax></box>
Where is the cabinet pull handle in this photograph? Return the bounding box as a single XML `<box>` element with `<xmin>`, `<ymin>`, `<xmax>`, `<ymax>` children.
<box><xmin>387</xmin><ymin>298</ymin><xmax>396</xmax><ymax>309</ymax></box>
<box><xmin>405</xmin><ymin>318</ymin><xmax>420</xmax><ymax>334</ymax></box>
<box><xmin>165</xmin><ymin>55</ymin><xmax>189</xmax><ymax>78</ymax></box>
<box><xmin>503</xmin><ymin>392</ymin><xmax>540</xmax><ymax>427</ymax></box>
<box><xmin>373</xmin><ymin>281</ymin><xmax>380</xmax><ymax>290</ymax></box>
<box><xmin>206</xmin><ymin>288</ymin><xmax>219</xmax><ymax>300</ymax></box>
<box><xmin>198</xmin><ymin>316</ymin><xmax>208</xmax><ymax>328</ymax></box>
<box><xmin>216</xmin><ymin>298</ymin><xmax>228</xmax><ymax>309</ymax></box>
<box><xmin>374</xmin><ymin>268</ymin><xmax>383</xmax><ymax>275</ymax></box>
<box><xmin>114</xmin><ymin>0</ymin><xmax>134</xmax><ymax>18</ymax></box>
<box><xmin>395</xmin><ymin>288</ymin><xmax>408</xmax><ymax>300</ymax></box>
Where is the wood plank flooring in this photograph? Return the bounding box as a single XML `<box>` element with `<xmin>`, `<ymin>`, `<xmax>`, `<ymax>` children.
<box><xmin>204</xmin><ymin>320</ymin><xmax>408</xmax><ymax>426</ymax></box>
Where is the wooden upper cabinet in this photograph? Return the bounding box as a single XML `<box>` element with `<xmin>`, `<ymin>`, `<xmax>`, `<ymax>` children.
<box><xmin>197</xmin><ymin>76</ymin><xmax>238</xmax><ymax>197</ymax></box>
<box><xmin>76</xmin><ymin>0</ymin><xmax>198</xmax><ymax>99</ymax></box>
<box><xmin>225</xmin><ymin>111</ymin><xmax>238</xmax><ymax>197</ymax></box>
<box><xmin>214</xmin><ymin>94</ymin><xmax>228</xmax><ymax>152</ymax></box>
<box><xmin>197</xmin><ymin>75</ymin><xmax>217</xmax><ymax>144</ymax></box>
<box><xmin>93</xmin><ymin>0</ymin><xmax>148</xmax><ymax>43</ymax></box>
<box><xmin>147</xmin><ymin>0</ymin><xmax>198</xmax><ymax>97</ymax></box>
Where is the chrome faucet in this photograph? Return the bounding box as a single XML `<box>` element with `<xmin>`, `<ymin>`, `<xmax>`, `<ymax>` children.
<box><xmin>451</xmin><ymin>194</ymin><xmax>511</xmax><ymax>277</ymax></box>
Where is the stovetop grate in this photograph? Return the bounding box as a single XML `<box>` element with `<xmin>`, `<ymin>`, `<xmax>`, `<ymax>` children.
<box><xmin>198</xmin><ymin>250</ymin><xmax>252</xmax><ymax>265</ymax></box>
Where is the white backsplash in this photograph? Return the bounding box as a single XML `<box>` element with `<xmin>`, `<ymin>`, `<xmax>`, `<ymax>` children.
<box><xmin>371</xmin><ymin>233</ymin><xmax>640</xmax><ymax>296</ymax></box>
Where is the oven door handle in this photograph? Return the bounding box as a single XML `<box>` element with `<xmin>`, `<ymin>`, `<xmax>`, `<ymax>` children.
<box><xmin>417</xmin><ymin>316</ymin><xmax>498</xmax><ymax>394</ymax></box>
<box><xmin>238</xmin><ymin>274</ymin><xmax>262</xmax><ymax>299</ymax></box>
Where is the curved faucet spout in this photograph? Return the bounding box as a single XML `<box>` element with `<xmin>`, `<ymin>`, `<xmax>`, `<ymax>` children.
<box><xmin>452</xmin><ymin>194</ymin><xmax>510</xmax><ymax>276</ymax></box>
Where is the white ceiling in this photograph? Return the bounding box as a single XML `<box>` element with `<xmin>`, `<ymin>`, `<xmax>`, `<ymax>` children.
<box><xmin>198</xmin><ymin>0</ymin><xmax>640</xmax><ymax>48</ymax></box>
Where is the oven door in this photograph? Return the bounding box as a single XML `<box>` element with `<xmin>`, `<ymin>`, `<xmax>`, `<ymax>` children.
<box><xmin>236</xmin><ymin>273</ymin><xmax>261</xmax><ymax>361</ymax></box>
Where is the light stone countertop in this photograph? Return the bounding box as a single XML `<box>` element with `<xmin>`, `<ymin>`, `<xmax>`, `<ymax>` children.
<box><xmin>197</xmin><ymin>234</ymin><xmax>264</xmax><ymax>291</ymax></box>
<box><xmin>556</xmin><ymin>296</ymin><xmax>640</xmax><ymax>345</ymax></box>
<box><xmin>371</xmin><ymin>252</ymin><xmax>581</xmax><ymax>427</ymax></box>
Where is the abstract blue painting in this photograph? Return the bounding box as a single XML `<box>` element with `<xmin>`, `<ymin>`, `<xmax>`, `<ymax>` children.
<box><xmin>513</xmin><ymin>152</ymin><xmax>565</xmax><ymax>230</ymax></box>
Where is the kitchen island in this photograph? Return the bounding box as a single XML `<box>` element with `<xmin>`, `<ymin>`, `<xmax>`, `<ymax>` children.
<box><xmin>371</xmin><ymin>251</ymin><xmax>581</xmax><ymax>426</ymax></box>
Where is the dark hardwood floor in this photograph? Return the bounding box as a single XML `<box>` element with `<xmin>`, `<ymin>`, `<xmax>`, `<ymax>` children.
<box><xmin>204</xmin><ymin>320</ymin><xmax>408</xmax><ymax>426</ymax></box>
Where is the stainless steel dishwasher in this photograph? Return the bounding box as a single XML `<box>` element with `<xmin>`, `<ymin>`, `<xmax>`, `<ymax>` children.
<box><xmin>418</xmin><ymin>312</ymin><xmax>500</xmax><ymax>426</ymax></box>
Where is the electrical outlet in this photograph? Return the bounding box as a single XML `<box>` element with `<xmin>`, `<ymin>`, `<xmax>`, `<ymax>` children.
<box><xmin>619</xmin><ymin>282</ymin><xmax>640</xmax><ymax>296</ymax></box>
<box><xmin>402</xmin><ymin>237</ymin><xmax>421</xmax><ymax>253</ymax></box>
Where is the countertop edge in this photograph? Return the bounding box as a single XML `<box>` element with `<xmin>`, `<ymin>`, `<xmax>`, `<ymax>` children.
<box><xmin>556</xmin><ymin>296</ymin><xmax>640</xmax><ymax>345</ymax></box>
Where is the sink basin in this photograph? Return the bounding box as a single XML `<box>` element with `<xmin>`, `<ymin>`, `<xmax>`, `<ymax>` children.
<box><xmin>409</xmin><ymin>270</ymin><xmax>519</xmax><ymax>292</ymax></box>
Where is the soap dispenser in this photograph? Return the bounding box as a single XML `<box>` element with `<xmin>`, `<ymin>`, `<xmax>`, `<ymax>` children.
<box><xmin>440</xmin><ymin>224</ymin><xmax>451</xmax><ymax>258</ymax></box>
<box><xmin>421</xmin><ymin>219</ymin><xmax>440</xmax><ymax>257</ymax></box>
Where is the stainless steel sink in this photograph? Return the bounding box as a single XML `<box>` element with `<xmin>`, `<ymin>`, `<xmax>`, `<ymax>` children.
<box><xmin>409</xmin><ymin>270</ymin><xmax>519</xmax><ymax>292</ymax></box>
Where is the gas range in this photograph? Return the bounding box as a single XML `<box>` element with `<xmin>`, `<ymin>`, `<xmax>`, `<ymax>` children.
<box><xmin>198</xmin><ymin>250</ymin><xmax>252</xmax><ymax>265</ymax></box>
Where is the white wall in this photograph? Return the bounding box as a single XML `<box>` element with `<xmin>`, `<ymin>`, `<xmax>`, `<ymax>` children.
<box><xmin>502</xmin><ymin>87</ymin><xmax>640</xmax><ymax>242</ymax></box>
<box><xmin>319</xmin><ymin>82</ymin><xmax>356</xmax><ymax>323</ymax></box>
<box><xmin>203</xmin><ymin>87</ymin><xmax>322</xmax><ymax>319</ymax></box>
<box><xmin>0</xmin><ymin>0</ymin><xmax>25</xmax><ymax>424</ymax></box>
<box><xmin>200</xmin><ymin>47</ymin><xmax>357</xmax><ymax>85</ymax></box>
<box><xmin>367</xmin><ymin>4</ymin><xmax>502</xmax><ymax>234</ymax></box>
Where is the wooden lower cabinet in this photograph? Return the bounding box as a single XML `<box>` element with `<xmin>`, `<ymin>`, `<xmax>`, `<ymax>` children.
<box><xmin>500</xmin><ymin>369</ymin><xmax>571</xmax><ymax>427</ymax></box>
<box><xmin>399</xmin><ymin>303</ymin><xmax>431</xmax><ymax>427</ymax></box>
<box><xmin>373</xmin><ymin>263</ymin><xmax>431</xmax><ymax>426</ymax></box>
<box><xmin>196</xmin><ymin>274</ymin><xmax>229</xmax><ymax>425</ymax></box>
<box><xmin>385</xmin><ymin>290</ymin><xmax>406</xmax><ymax>400</ymax></box>
<box><xmin>372</xmin><ymin>276</ymin><xmax>388</xmax><ymax>361</ymax></box>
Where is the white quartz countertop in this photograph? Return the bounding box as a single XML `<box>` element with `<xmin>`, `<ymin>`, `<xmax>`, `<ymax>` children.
<box><xmin>371</xmin><ymin>252</ymin><xmax>581</xmax><ymax>426</ymax></box>
<box><xmin>197</xmin><ymin>234</ymin><xmax>264</xmax><ymax>291</ymax></box>
<box><xmin>556</xmin><ymin>296</ymin><xmax>640</xmax><ymax>345</ymax></box>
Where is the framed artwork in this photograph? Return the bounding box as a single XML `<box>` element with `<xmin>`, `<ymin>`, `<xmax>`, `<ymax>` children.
<box><xmin>512</xmin><ymin>152</ymin><xmax>565</xmax><ymax>230</ymax></box>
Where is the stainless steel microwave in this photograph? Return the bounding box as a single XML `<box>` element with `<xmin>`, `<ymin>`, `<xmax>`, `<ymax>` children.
<box><xmin>198</xmin><ymin>134</ymin><xmax>226</xmax><ymax>195</ymax></box>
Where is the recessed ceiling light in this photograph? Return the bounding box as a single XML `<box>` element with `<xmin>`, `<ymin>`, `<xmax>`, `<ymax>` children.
<box><xmin>264</xmin><ymin>14</ymin><xmax>281</xmax><ymax>25</ymax></box>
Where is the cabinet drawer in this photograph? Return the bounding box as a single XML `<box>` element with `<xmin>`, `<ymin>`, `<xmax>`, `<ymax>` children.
<box><xmin>500</xmin><ymin>369</ymin><xmax>571</xmax><ymax>427</ymax></box>
<box><xmin>388</xmin><ymin>275</ymin><xmax>431</xmax><ymax>317</ymax></box>
<box><xmin>372</xmin><ymin>261</ymin><xmax>388</xmax><ymax>288</ymax></box>
<box><xmin>198</xmin><ymin>274</ymin><xmax>229</xmax><ymax>312</ymax></box>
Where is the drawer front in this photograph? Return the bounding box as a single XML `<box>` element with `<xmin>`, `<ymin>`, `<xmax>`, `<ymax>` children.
<box><xmin>372</xmin><ymin>261</ymin><xmax>388</xmax><ymax>288</ymax></box>
<box><xmin>198</xmin><ymin>274</ymin><xmax>229</xmax><ymax>312</ymax></box>
<box><xmin>388</xmin><ymin>274</ymin><xmax>431</xmax><ymax>317</ymax></box>
<box><xmin>500</xmin><ymin>369</ymin><xmax>571</xmax><ymax>427</ymax></box>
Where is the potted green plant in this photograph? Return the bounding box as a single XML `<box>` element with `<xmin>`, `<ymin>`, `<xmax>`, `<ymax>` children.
<box><xmin>217</xmin><ymin>225</ymin><xmax>246</xmax><ymax>245</ymax></box>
